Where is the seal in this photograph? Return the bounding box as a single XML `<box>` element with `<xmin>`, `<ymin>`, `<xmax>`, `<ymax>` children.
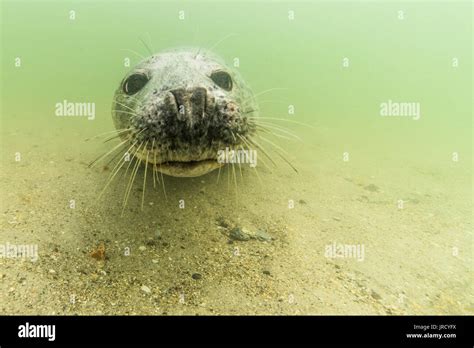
<box><xmin>112</xmin><ymin>47</ymin><xmax>258</xmax><ymax>177</ymax></box>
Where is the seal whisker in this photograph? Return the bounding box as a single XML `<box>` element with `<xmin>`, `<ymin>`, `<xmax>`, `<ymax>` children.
<box><xmin>120</xmin><ymin>141</ymin><xmax>144</xmax><ymax>197</ymax></box>
<box><xmin>253</xmin><ymin>120</ymin><xmax>299</xmax><ymax>135</ymax></box>
<box><xmin>237</xmin><ymin>157</ymin><xmax>243</xmax><ymax>180</ymax></box>
<box><xmin>85</xmin><ymin>128</ymin><xmax>130</xmax><ymax>142</ymax></box>
<box><xmin>255</xmin><ymin>125</ymin><xmax>295</xmax><ymax>142</ymax></box>
<box><xmin>112</xmin><ymin>109</ymin><xmax>140</xmax><ymax>117</ymax></box>
<box><xmin>152</xmin><ymin>163</ymin><xmax>157</xmax><ymax>189</ymax></box>
<box><xmin>101</xmin><ymin>127</ymin><xmax>148</xmax><ymax>171</ymax></box>
<box><xmin>98</xmin><ymin>138</ymin><xmax>141</xmax><ymax>200</ymax></box>
<box><xmin>248</xmin><ymin>117</ymin><xmax>316</xmax><ymax>129</ymax></box>
<box><xmin>254</xmin><ymin>123</ymin><xmax>302</xmax><ymax>141</ymax></box>
<box><xmin>121</xmin><ymin>156</ymin><xmax>139</xmax><ymax>215</ymax></box>
<box><xmin>216</xmin><ymin>165</ymin><xmax>222</xmax><ymax>184</ymax></box>
<box><xmin>246</xmin><ymin>137</ymin><xmax>275</xmax><ymax>159</ymax></box>
<box><xmin>141</xmin><ymin>141</ymin><xmax>150</xmax><ymax>210</ymax></box>
<box><xmin>113</xmin><ymin>100</ymin><xmax>138</xmax><ymax>114</ymax></box>
<box><xmin>151</xmin><ymin>138</ymin><xmax>158</xmax><ymax>189</ymax></box>
<box><xmin>257</xmin><ymin>135</ymin><xmax>298</xmax><ymax>173</ymax></box>
<box><xmin>241</xmin><ymin>88</ymin><xmax>288</xmax><ymax>105</ymax></box>
<box><xmin>145</xmin><ymin>32</ymin><xmax>155</xmax><ymax>53</ymax></box>
<box><xmin>118</xmin><ymin>94</ymin><xmax>142</xmax><ymax>104</ymax></box>
<box><xmin>88</xmin><ymin>138</ymin><xmax>130</xmax><ymax>168</ymax></box>
<box><xmin>121</xmin><ymin>142</ymin><xmax>142</xmax><ymax>181</ymax></box>
<box><xmin>239</xmin><ymin>144</ymin><xmax>262</xmax><ymax>184</ymax></box>
<box><xmin>258</xmin><ymin>135</ymin><xmax>289</xmax><ymax>155</ymax></box>
<box><xmin>122</xmin><ymin>144</ymin><xmax>143</xmax><ymax>215</ymax></box>
<box><xmin>237</xmin><ymin>134</ymin><xmax>273</xmax><ymax>172</ymax></box>
<box><xmin>242</xmin><ymin>99</ymin><xmax>288</xmax><ymax>107</ymax></box>
<box><xmin>229</xmin><ymin>130</ymin><xmax>244</xmax><ymax>180</ymax></box>
<box><xmin>230</xmin><ymin>130</ymin><xmax>237</xmax><ymax>143</ymax></box>
<box><xmin>98</xmin><ymin>157</ymin><xmax>127</xmax><ymax>201</ymax></box>
<box><xmin>103</xmin><ymin>132</ymin><xmax>131</xmax><ymax>143</ymax></box>
<box><xmin>231</xmin><ymin>162</ymin><xmax>238</xmax><ymax>199</ymax></box>
<box><xmin>206</xmin><ymin>33</ymin><xmax>238</xmax><ymax>53</ymax></box>
<box><xmin>238</xmin><ymin>134</ymin><xmax>276</xmax><ymax>168</ymax></box>
<box><xmin>120</xmin><ymin>48</ymin><xmax>146</xmax><ymax>60</ymax></box>
<box><xmin>98</xmin><ymin>153</ymin><xmax>128</xmax><ymax>200</ymax></box>
<box><xmin>159</xmin><ymin>162</ymin><xmax>167</xmax><ymax>200</ymax></box>
<box><xmin>104</xmin><ymin>140</ymin><xmax>132</xmax><ymax>166</ymax></box>
<box><xmin>139</xmin><ymin>36</ymin><xmax>154</xmax><ymax>56</ymax></box>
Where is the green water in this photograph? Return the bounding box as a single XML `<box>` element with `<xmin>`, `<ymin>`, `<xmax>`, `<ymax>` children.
<box><xmin>0</xmin><ymin>1</ymin><xmax>472</xmax><ymax>315</ymax></box>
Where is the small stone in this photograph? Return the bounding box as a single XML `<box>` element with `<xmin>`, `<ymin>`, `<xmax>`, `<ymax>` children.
<box><xmin>155</xmin><ymin>228</ymin><xmax>162</xmax><ymax>239</ymax></box>
<box><xmin>216</xmin><ymin>216</ymin><xmax>230</xmax><ymax>229</ymax></box>
<box><xmin>138</xmin><ymin>246</ymin><xmax>146</xmax><ymax>251</ymax></box>
<box><xmin>255</xmin><ymin>230</ymin><xmax>272</xmax><ymax>242</ymax></box>
<box><xmin>364</xmin><ymin>184</ymin><xmax>379</xmax><ymax>192</ymax></box>
<box><xmin>229</xmin><ymin>227</ymin><xmax>250</xmax><ymax>241</ymax></box>
<box><xmin>192</xmin><ymin>273</ymin><xmax>202</xmax><ymax>280</ymax></box>
<box><xmin>371</xmin><ymin>290</ymin><xmax>382</xmax><ymax>300</ymax></box>
<box><xmin>145</xmin><ymin>238</ymin><xmax>156</xmax><ymax>246</ymax></box>
<box><xmin>49</xmin><ymin>269</ymin><xmax>56</xmax><ymax>274</ymax></box>
<box><xmin>152</xmin><ymin>259</ymin><xmax>159</xmax><ymax>264</ymax></box>
<box><xmin>141</xmin><ymin>285</ymin><xmax>152</xmax><ymax>294</ymax></box>
<box><xmin>90</xmin><ymin>243</ymin><xmax>106</xmax><ymax>261</ymax></box>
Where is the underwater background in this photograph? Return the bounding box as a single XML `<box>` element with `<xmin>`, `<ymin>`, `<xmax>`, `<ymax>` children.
<box><xmin>0</xmin><ymin>0</ymin><xmax>472</xmax><ymax>314</ymax></box>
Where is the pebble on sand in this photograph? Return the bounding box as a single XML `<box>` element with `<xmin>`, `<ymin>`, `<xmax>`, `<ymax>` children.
<box><xmin>90</xmin><ymin>243</ymin><xmax>106</xmax><ymax>261</ymax></box>
<box><xmin>229</xmin><ymin>227</ymin><xmax>272</xmax><ymax>242</ymax></box>
<box><xmin>229</xmin><ymin>227</ymin><xmax>251</xmax><ymax>241</ymax></box>
<box><xmin>155</xmin><ymin>228</ymin><xmax>162</xmax><ymax>239</ymax></box>
<box><xmin>141</xmin><ymin>285</ymin><xmax>151</xmax><ymax>294</ymax></box>
<box><xmin>255</xmin><ymin>230</ymin><xmax>272</xmax><ymax>242</ymax></box>
<box><xmin>364</xmin><ymin>184</ymin><xmax>380</xmax><ymax>192</ymax></box>
<box><xmin>192</xmin><ymin>273</ymin><xmax>202</xmax><ymax>280</ymax></box>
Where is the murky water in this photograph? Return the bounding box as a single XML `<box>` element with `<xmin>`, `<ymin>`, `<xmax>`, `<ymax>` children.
<box><xmin>1</xmin><ymin>1</ymin><xmax>472</xmax><ymax>314</ymax></box>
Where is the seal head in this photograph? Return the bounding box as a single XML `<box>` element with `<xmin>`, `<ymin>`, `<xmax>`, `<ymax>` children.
<box><xmin>112</xmin><ymin>48</ymin><xmax>257</xmax><ymax>177</ymax></box>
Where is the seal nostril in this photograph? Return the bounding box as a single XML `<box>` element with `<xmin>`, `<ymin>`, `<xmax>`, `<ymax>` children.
<box><xmin>190</xmin><ymin>87</ymin><xmax>207</xmax><ymax>117</ymax></box>
<box><xmin>170</xmin><ymin>88</ymin><xmax>186</xmax><ymax>109</ymax></box>
<box><xmin>170</xmin><ymin>87</ymin><xmax>207</xmax><ymax>120</ymax></box>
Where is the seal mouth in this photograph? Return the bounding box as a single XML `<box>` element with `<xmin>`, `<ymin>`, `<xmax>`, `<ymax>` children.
<box><xmin>130</xmin><ymin>143</ymin><xmax>225</xmax><ymax>177</ymax></box>
<box><xmin>160</xmin><ymin>159</ymin><xmax>215</xmax><ymax>169</ymax></box>
<box><xmin>157</xmin><ymin>159</ymin><xmax>224</xmax><ymax>177</ymax></box>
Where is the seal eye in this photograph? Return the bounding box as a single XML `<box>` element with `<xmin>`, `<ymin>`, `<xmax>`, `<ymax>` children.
<box><xmin>210</xmin><ymin>71</ymin><xmax>233</xmax><ymax>91</ymax></box>
<box><xmin>123</xmin><ymin>73</ymin><xmax>149</xmax><ymax>95</ymax></box>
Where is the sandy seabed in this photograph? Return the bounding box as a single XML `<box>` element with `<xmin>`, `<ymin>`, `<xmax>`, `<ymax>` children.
<box><xmin>0</xmin><ymin>122</ymin><xmax>472</xmax><ymax>315</ymax></box>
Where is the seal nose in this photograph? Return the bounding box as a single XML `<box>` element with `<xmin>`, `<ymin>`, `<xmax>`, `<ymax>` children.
<box><xmin>170</xmin><ymin>87</ymin><xmax>207</xmax><ymax>121</ymax></box>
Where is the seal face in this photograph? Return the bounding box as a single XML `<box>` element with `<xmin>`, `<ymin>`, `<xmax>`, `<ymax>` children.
<box><xmin>112</xmin><ymin>48</ymin><xmax>257</xmax><ymax>177</ymax></box>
